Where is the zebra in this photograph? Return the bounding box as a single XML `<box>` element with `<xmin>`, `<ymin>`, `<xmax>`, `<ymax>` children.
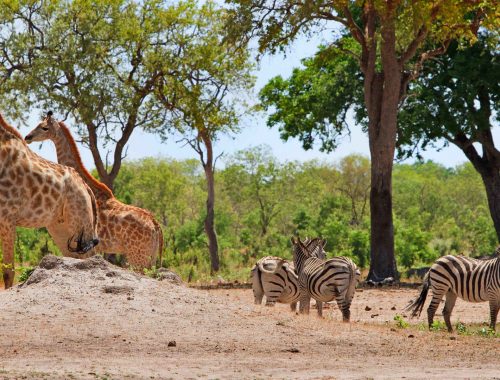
<box><xmin>291</xmin><ymin>236</ymin><xmax>360</xmax><ymax>321</ymax></box>
<box><xmin>405</xmin><ymin>254</ymin><xmax>500</xmax><ymax>332</ymax></box>
<box><xmin>251</xmin><ymin>237</ymin><xmax>326</xmax><ymax>313</ymax></box>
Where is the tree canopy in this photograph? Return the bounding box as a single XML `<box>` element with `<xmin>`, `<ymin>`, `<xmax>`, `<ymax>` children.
<box><xmin>229</xmin><ymin>0</ymin><xmax>498</xmax><ymax>281</ymax></box>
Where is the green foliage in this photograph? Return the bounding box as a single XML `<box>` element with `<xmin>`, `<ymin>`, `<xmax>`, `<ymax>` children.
<box><xmin>259</xmin><ymin>40</ymin><xmax>364</xmax><ymax>153</ymax></box>
<box><xmin>394</xmin><ymin>314</ymin><xmax>409</xmax><ymax>329</ymax></box>
<box><xmin>398</xmin><ymin>33</ymin><xmax>499</xmax><ymax>160</ymax></box>
<box><xmin>17</xmin><ymin>266</ymin><xmax>35</xmax><ymax>283</ymax></box>
<box><xmin>430</xmin><ymin>320</ymin><xmax>447</xmax><ymax>331</ymax></box>
<box><xmin>2</xmin><ymin>153</ymin><xmax>498</xmax><ymax>283</ymax></box>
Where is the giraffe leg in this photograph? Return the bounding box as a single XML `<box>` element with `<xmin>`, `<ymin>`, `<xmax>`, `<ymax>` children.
<box><xmin>1</xmin><ymin>225</ymin><xmax>15</xmax><ymax>289</ymax></box>
<box><xmin>489</xmin><ymin>300</ymin><xmax>499</xmax><ymax>331</ymax></box>
<box><xmin>125</xmin><ymin>251</ymin><xmax>150</xmax><ymax>273</ymax></box>
<box><xmin>427</xmin><ymin>289</ymin><xmax>446</xmax><ymax>330</ymax></box>
<box><xmin>442</xmin><ymin>291</ymin><xmax>457</xmax><ymax>333</ymax></box>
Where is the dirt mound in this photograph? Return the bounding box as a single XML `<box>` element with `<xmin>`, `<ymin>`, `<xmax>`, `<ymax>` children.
<box><xmin>0</xmin><ymin>256</ymin><xmax>497</xmax><ymax>379</ymax></box>
<box><xmin>21</xmin><ymin>254</ymin><xmax>144</xmax><ymax>289</ymax></box>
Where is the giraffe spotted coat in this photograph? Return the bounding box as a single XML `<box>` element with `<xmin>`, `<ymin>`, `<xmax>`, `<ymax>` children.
<box><xmin>25</xmin><ymin>114</ymin><xmax>163</xmax><ymax>270</ymax></box>
<box><xmin>0</xmin><ymin>113</ymin><xmax>99</xmax><ymax>288</ymax></box>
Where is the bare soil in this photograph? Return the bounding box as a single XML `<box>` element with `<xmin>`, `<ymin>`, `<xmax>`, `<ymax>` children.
<box><xmin>0</xmin><ymin>255</ymin><xmax>498</xmax><ymax>380</ymax></box>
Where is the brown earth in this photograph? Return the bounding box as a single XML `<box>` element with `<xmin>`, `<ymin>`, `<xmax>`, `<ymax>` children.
<box><xmin>0</xmin><ymin>255</ymin><xmax>498</xmax><ymax>380</ymax></box>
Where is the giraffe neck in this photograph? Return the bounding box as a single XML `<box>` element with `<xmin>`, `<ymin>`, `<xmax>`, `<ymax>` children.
<box><xmin>53</xmin><ymin>123</ymin><xmax>114</xmax><ymax>201</ymax></box>
<box><xmin>0</xmin><ymin>113</ymin><xmax>26</xmax><ymax>143</ymax></box>
<box><xmin>53</xmin><ymin>129</ymin><xmax>80</xmax><ymax>169</ymax></box>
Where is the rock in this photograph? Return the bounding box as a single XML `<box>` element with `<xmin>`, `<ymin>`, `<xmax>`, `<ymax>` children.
<box><xmin>156</xmin><ymin>268</ymin><xmax>184</xmax><ymax>285</ymax></box>
<box><xmin>391</xmin><ymin>306</ymin><xmax>397</xmax><ymax>310</ymax></box>
<box><xmin>73</xmin><ymin>255</ymin><xmax>110</xmax><ymax>271</ymax></box>
<box><xmin>408</xmin><ymin>334</ymin><xmax>415</xmax><ymax>338</ymax></box>
<box><xmin>157</xmin><ymin>268</ymin><xmax>183</xmax><ymax>285</ymax></box>
<box><xmin>406</xmin><ymin>267</ymin><xmax>430</xmax><ymax>279</ymax></box>
<box><xmin>23</xmin><ymin>269</ymin><xmax>49</xmax><ymax>286</ymax></box>
<box><xmin>168</xmin><ymin>341</ymin><xmax>176</xmax><ymax>347</ymax></box>
<box><xmin>282</xmin><ymin>348</ymin><xmax>300</xmax><ymax>353</ymax></box>
<box><xmin>365</xmin><ymin>306</ymin><xmax>372</xmax><ymax>311</ymax></box>
<box><xmin>38</xmin><ymin>255</ymin><xmax>66</xmax><ymax>270</ymax></box>
<box><xmin>102</xmin><ymin>285</ymin><xmax>134</xmax><ymax>294</ymax></box>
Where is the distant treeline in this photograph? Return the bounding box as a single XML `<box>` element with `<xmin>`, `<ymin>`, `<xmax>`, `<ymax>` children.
<box><xmin>5</xmin><ymin>147</ymin><xmax>496</xmax><ymax>282</ymax></box>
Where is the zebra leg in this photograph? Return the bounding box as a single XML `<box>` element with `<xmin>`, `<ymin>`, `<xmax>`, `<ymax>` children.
<box><xmin>290</xmin><ymin>301</ymin><xmax>297</xmax><ymax>312</ymax></box>
<box><xmin>252</xmin><ymin>269</ymin><xmax>264</xmax><ymax>305</ymax></box>
<box><xmin>427</xmin><ymin>291</ymin><xmax>445</xmax><ymax>330</ymax></box>
<box><xmin>265</xmin><ymin>298</ymin><xmax>276</xmax><ymax>307</ymax></box>
<box><xmin>299</xmin><ymin>293</ymin><xmax>311</xmax><ymax>314</ymax></box>
<box><xmin>253</xmin><ymin>292</ymin><xmax>264</xmax><ymax>305</ymax></box>
<box><xmin>336</xmin><ymin>297</ymin><xmax>351</xmax><ymax>322</ymax></box>
<box><xmin>316</xmin><ymin>301</ymin><xmax>323</xmax><ymax>318</ymax></box>
<box><xmin>489</xmin><ymin>300</ymin><xmax>499</xmax><ymax>331</ymax></box>
<box><xmin>442</xmin><ymin>291</ymin><xmax>457</xmax><ymax>333</ymax></box>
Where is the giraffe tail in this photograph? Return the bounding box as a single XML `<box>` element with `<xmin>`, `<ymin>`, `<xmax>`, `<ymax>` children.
<box><xmin>152</xmin><ymin>217</ymin><xmax>164</xmax><ymax>268</ymax></box>
<box><xmin>85</xmin><ymin>184</ymin><xmax>99</xmax><ymax>237</ymax></box>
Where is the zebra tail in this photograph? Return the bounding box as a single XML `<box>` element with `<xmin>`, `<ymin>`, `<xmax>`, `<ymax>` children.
<box><xmin>404</xmin><ymin>272</ymin><xmax>430</xmax><ymax>318</ymax></box>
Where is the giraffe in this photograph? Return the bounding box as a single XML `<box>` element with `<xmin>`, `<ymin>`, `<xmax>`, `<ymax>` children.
<box><xmin>25</xmin><ymin>112</ymin><xmax>164</xmax><ymax>272</ymax></box>
<box><xmin>0</xmin><ymin>113</ymin><xmax>99</xmax><ymax>289</ymax></box>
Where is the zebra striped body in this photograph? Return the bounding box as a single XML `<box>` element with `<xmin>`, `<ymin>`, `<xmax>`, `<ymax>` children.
<box><xmin>406</xmin><ymin>255</ymin><xmax>500</xmax><ymax>332</ymax></box>
<box><xmin>292</xmin><ymin>237</ymin><xmax>360</xmax><ymax>321</ymax></box>
<box><xmin>252</xmin><ymin>238</ymin><xmax>326</xmax><ymax>312</ymax></box>
<box><xmin>251</xmin><ymin>256</ymin><xmax>300</xmax><ymax>311</ymax></box>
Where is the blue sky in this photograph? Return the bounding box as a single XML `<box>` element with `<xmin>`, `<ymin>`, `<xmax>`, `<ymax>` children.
<box><xmin>18</xmin><ymin>34</ymin><xmax>471</xmax><ymax>171</ymax></box>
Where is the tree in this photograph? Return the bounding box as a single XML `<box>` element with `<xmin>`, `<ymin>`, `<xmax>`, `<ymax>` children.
<box><xmin>154</xmin><ymin>1</ymin><xmax>255</xmax><ymax>273</ymax></box>
<box><xmin>335</xmin><ymin>155</ymin><xmax>370</xmax><ymax>226</ymax></box>
<box><xmin>398</xmin><ymin>33</ymin><xmax>500</xmax><ymax>240</ymax></box>
<box><xmin>228</xmin><ymin>1</ymin><xmax>496</xmax><ymax>281</ymax></box>
<box><xmin>0</xmin><ymin>0</ymin><xmax>168</xmax><ymax>190</ymax></box>
<box><xmin>223</xmin><ymin>146</ymin><xmax>296</xmax><ymax>238</ymax></box>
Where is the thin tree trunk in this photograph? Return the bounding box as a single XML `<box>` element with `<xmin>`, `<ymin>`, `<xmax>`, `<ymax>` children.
<box><xmin>453</xmin><ymin>133</ymin><xmax>500</xmax><ymax>242</ymax></box>
<box><xmin>200</xmin><ymin>133</ymin><xmax>220</xmax><ymax>273</ymax></box>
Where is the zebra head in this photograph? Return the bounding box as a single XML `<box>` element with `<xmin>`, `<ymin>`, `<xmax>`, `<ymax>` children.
<box><xmin>291</xmin><ymin>236</ymin><xmax>320</xmax><ymax>274</ymax></box>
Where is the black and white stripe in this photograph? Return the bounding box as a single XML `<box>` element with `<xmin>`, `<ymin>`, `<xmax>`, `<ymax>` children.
<box><xmin>292</xmin><ymin>237</ymin><xmax>360</xmax><ymax>321</ymax></box>
<box><xmin>251</xmin><ymin>238</ymin><xmax>326</xmax><ymax>312</ymax></box>
<box><xmin>251</xmin><ymin>256</ymin><xmax>300</xmax><ymax>311</ymax></box>
<box><xmin>405</xmin><ymin>254</ymin><xmax>500</xmax><ymax>332</ymax></box>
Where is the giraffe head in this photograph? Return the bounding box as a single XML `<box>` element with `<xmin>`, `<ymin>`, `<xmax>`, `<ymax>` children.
<box><xmin>25</xmin><ymin>111</ymin><xmax>60</xmax><ymax>143</ymax></box>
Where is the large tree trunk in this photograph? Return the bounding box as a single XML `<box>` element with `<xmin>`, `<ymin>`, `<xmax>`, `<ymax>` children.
<box><xmin>200</xmin><ymin>133</ymin><xmax>220</xmax><ymax>273</ymax></box>
<box><xmin>365</xmin><ymin>15</ymin><xmax>400</xmax><ymax>282</ymax></box>
<box><xmin>481</xmin><ymin>169</ymin><xmax>500</xmax><ymax>242</ymax></box>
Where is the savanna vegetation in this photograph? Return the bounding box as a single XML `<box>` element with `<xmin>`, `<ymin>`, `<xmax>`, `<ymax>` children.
<box><xmin>0</xmin><ymin>1</ymin><xmax>498</xmax><ymax>284</ymax></box>
<box><xmin>4</xmin><ymin>151</ymin><xmax>497</xmax><ymax>283</ymax></box>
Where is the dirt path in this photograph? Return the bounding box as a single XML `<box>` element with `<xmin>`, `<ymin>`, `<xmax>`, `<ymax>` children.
<box><xmin>0</xmin><ymin>256</ymin><xmax>498</xmax><ymax>379</ymax></box>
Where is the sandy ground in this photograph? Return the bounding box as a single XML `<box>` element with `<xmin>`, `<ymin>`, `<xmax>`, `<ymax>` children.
<box><xmin>0</xmin><ymin>255</ymin><xmax>498</xmax><ymax>380</ymax></box>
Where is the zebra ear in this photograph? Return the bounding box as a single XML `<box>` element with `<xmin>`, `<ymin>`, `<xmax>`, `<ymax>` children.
<box><xmin>321</xmin><ymin>238</ymin><xmax>327</xmax><ymax>248</ymax></box>
<box><xmin>297</xmin><ymin>237</ymin><xmax>311</xmax><ymax>256</ymax></box>
<box><xmin>290</xmin><ymin>236</ymin><xmax>297</xmax><ymax>245</ymax></box>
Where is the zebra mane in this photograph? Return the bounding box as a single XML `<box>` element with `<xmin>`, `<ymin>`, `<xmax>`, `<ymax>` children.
<box><xmin>291</xmin><ymin>236</ymin><xmax>325</xmax><ymax>273</ymax></box>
